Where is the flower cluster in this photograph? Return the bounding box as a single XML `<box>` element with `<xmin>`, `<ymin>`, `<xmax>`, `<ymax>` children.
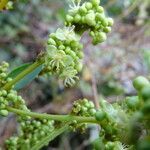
<box><xmin>6</xmin><ymin>118</ymin><xmax>54</xmax><ymax>149</ymax></box>
<box><xmin>0</xmin><ymin>62</ymin><xmax>27</xmax><ymax>116</ymax></box>
<box><xmin>93</xmin><ymin>76</ymin><xmax>150</xmax><ymax>149</ymax></box>
<box><xmin>0</xmin><ymin>63</ymin><xmax>56</xmax><ymax>150</ymax></box>
<box><xmin>70</xmin><ymin>98</ymin><xmax>96</xmax><ymax>132</ymax></box>
<box><xmin>0</xmin><ymin>61</ymin><xmax>12</xmax><ymax>87</ymax></box>
<box><xmin>0</xmin><ymin>89</ymin><xmax>27</xmax><ymax>116</ymax></box>
<box><xmin>65</xmin><ymin>0</ymin><xmax>113</xmax><ymax>44</ymax></box>
<box><xmin>71</xmin><ymin>98</ymin><xmax>96</xmax><ymax>116</ymax></box>
<box><xmin>44</xmin><ymin>27</ymin><xmax>84</xmax><ymax>86</ymax></box>
<box><xmin>132</xmin><ymin>76</ymin><xmax>150</xmax><ymax>119</ymax></box>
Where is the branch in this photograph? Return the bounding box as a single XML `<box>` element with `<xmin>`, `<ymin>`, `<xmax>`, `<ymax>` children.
<box><xmin>6</xmin><ymin>106</ymin><xmax>98</xmax><ymax>124</ymax></box>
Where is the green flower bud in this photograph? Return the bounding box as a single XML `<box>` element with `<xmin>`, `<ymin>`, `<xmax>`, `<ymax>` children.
<box><xmin>89</xmin><ymin>108</ymin><xmax>96</xmax><ymax>115</ymax></box>
<box><xmin>68</xmin><ymin>8</ymin><xmax>78</xmax><ymax>16</ymax></box>
<box><xmin>75</xmin><ymin>62</ymin><xmax>83</xmax><ymax>72</ymax></box>
<box><xmin>126</xmin><ymin>96</ymin><xmax>140</xmax><ymax>109</ymax></box>
<box><xmin>103</xmin><ymin>27</ymin><xmax>111</xmax><ymax>33</ymax></box>
<box><xmin>47</xmin><ymin>38</ymin><xmax>56</xmax><ymax>45</ymax></box>
<box><xmin>58</xmin><ymin>45</ymin><xmax>65</xmax><ymax>50</ymax></box>
<box><xmin>85</xmin><ymin>13</ymin><xmax>96</xmax><ymax>26</ymax></box>
<box><xmin>79</xmin><ymin>5</ymin><xmax>87</xmax><ymax>14</ymax></box>
<box><xmin>0</xmin><ymin>73</ymin><xmax>6</xmax><ymax>78</ymax></box>
<box><xmin>91</xmin><ymin>0</ymin><xmax>100</xmax><ymax>6</ymax></box>
<box><xmin>0</xmin><ymin>109</ymin><xmax>8</xmax><ymax>116</ymax></box>
<box><xmin>96</xmin><ymin>6</ymin><xmax>103</xmax><ymax>13</ymax></box>
<box><xmin>133</xmin><ymin>76</ymin><xmax>150</xmax><ymax>91</ymax></box>
<box><xmin>95</xmin><ymin>110</ymin><xmax>106</xmax><ymax>121</ymax></box>
<box><xmin>107</xmin><ymin>18</ymin><xmax>114</xmax><ymax>26</ymax></box>
<box><xmin>66</xmin><ymin>14</ymin><xmax>73</xmax><ymax>22</ymax></box>
<box><xmin>98</xmin><ymin>32</ymin><xmax>107</xmax><ymax>43</ymax></box>
<box><xmin>85</xmin><ymin>2</ymin><xmax>92</xmax><ymax>10</ymax></box>
<box><xmin>141</xmin><ymin>85</ymin><xmax>150</xmax><ymax>102</ymax></box>
<box><xmin>101</xmin><ymin>17</ymin><xmax>108</xmax><ymax>26</ymax></box>
<box><xmin>77</xmin><ymin>51</ymin><xmax>84</xmax><ymax>58</ymax></box>
<box><xmin>74</xmin><ymin>14</ymin><xmax>81</xmax><ymax>23</ymax></box>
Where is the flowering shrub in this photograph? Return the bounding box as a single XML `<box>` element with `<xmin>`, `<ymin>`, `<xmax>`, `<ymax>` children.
<box><xmin>0</xmin><ymin>0</ymin><xmax>149</xmax><ymax>149</ymax></box>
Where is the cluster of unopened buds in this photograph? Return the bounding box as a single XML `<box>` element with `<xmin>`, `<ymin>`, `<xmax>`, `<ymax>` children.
<box><xmin>65</xmin><ymin>0</ymin><xmax>113</xmax><ymax>44</ymax></box>
<box><xmin>6</xmin><ymin>118</ymin><xmax>55</xmax><ymax>149</ymax></box>
<box><xmin>70</xmin><ymin>98</ymin><xmax>96</xmax><ymax>132</ymax></box>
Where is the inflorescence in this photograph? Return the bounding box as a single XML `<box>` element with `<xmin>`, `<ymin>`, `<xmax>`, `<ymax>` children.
<box><xmin>0</xmin><ymin>0</ymin><xmax>149</xmax><ymax>149</ymax></box>
<box><xmin>44</xmin><ymin>27</ymin><xmax>84</xmax><ymax>87</ymax></box>
<box><xmin>65</xmin><ymin>0</ymin><xmax>113</xmax><ymax>45</ymax></box>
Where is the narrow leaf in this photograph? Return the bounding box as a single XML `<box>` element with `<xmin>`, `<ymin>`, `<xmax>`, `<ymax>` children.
<box><xmin>14</xmin><ymin>64</ymin><xmax>43</xmax><ymax>90</ymax></box>
<box><xmin>7</xmin><ymin>63</ymin><xmax>32</xmax><ymax>79</ymax></box>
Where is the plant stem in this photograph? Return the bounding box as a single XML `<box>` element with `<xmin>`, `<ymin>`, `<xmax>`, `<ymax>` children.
<box><xmin>31</xmin><ymin>123</ymin><xmax>70</xmax><ymax>150</ymax></box>
<box><xmin>3</xmin><ymin>60</ymin><xmax>44</xmax><ymax>91</ymax></box>
<box><xmin>6</xmin><ymin>106</ymin><xmax>98</xmax><ymax>124</ymax></box>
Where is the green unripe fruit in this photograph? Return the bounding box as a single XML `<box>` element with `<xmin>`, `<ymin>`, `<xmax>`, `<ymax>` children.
<box><xmin>95</xmin><ymin>110</ymin><xmax>106</xmax><ymax>121</ymax></box>
<box><xmin>107</xmin><ymin>18</ymin><xmax>114</xmax><ymax>26</ymax></box>
<box><xmin>85</xmin><ymin>2</ymin><xmax>92</xmax><ymax>10</ymax></box>
<box><xmin>74</xmin><ymin>14</ymin><xmax>81</xmax><ymax>23</ymax></box>
<box><xmin>85</xmin><ymin>13</ymin><xmax>96</xmax><ymax>26</ymax></box>
<box><xmin>141</xmin><ymin>85</ymin><xmax>150</xmax><ymax>102</ymax></box>
<box><xmin>66</xmin><ymin>15</ymin><xmax>73</xmax><ymax>22</ymax></box>
<box><xmin>91</xmin><ymin>0</ymin><xmax>100</xmax><ymax>6</ymax></box>
<box><xmin>0</xmin><ymin>109</ymin><xmax>8</xmax><ymax>116</ymax></box>
<box><xmin>133</xmin><ymin>76</ymin><xmax>150</xmax><ymax>91</ymax></box>
<box><xmin>126</xmin><ymin>96</ymin><xmax>140</xmax><ymax>109</ymax></box>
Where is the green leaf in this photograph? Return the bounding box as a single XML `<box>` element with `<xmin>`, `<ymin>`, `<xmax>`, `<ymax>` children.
<box><xmin>7</xmin><ymin>63</ymin><xmax>31</xmax><ymax>79</ymax></box>
<box><xmin>14</xmin><ymin>65</ymin><xmax>43</xmax><ymax>90</ymax></box>
<box><xmin>7</xmin><ymin>63</ymin><xmax>43</xmax><ymax>90</ymax></box>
